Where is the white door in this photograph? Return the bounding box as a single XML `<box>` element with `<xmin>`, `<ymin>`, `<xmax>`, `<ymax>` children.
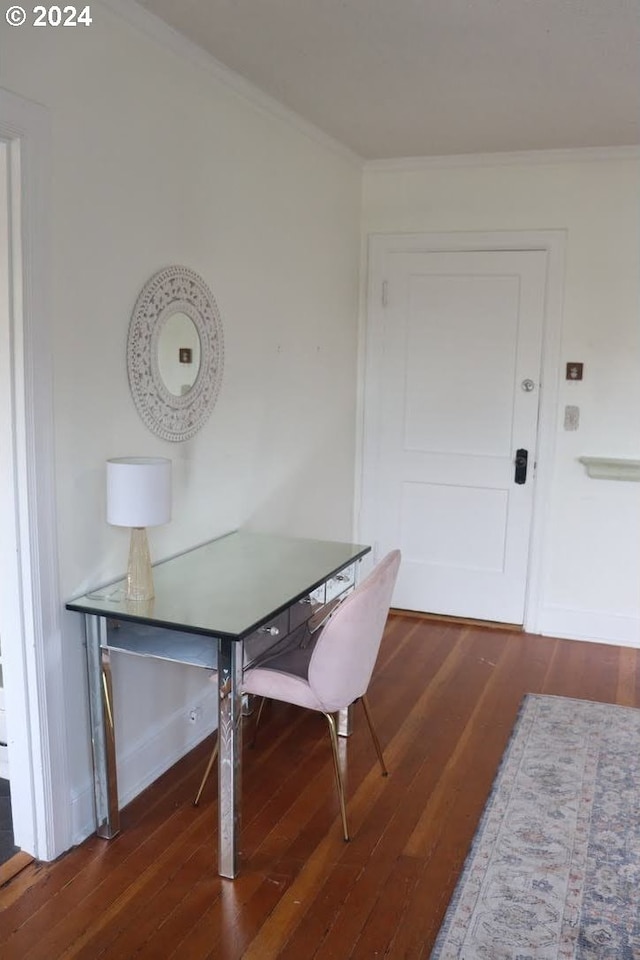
<box><xmin>363</xmin><ymin>247</ymin><xmax>547</xmax><ymax>624</ymax></box>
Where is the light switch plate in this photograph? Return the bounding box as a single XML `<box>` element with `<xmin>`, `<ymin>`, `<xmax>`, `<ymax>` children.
<box><xmin>564</xmin><ymin>405</ymin><xmax>580</xmax><ymax>430</ymax></box>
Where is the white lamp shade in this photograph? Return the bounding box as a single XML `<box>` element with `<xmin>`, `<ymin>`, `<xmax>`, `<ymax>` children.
<box><xmin>107</xmin><ymin>457</ymin><xmax>171</xmax><ymax>528</ymax></box>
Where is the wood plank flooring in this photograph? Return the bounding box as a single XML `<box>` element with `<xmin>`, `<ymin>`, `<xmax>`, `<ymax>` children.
<box><xmin>1</xmin><ymin>614</ymin><xmax>639</xmax><ymax>959</ymax></box>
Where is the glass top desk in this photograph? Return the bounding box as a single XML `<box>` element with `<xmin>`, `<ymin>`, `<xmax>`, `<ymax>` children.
<box><xmin>66</xmin><ymin>529</ymin><xmax>370</xmax><ymax>878</ymax></box>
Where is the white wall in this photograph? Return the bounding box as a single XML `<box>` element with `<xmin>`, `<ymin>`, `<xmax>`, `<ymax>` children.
<box><xmin>1</xmin><ymin>3</ymin><xmax>361</xmax><ymax>845</ymax></box>
<box><xmin>362</xmin><ymin>152</ymin><xmax>640</xmax><ymax>645</ymax></box>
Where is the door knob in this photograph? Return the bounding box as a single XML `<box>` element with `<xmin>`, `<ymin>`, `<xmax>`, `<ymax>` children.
<box><xmin>514</xmin><ymin>448</ymin><xmax>528</xmax><ymax>484</ymax></box>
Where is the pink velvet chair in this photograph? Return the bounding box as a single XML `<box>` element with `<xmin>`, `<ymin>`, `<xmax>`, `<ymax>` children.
<box><xmin>194</xmin><ymin>549</ymin><xmax>401</xmax><ymax>841</ymax></box>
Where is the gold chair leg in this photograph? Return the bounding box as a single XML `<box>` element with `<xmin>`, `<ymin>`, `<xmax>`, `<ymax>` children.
<box><xmin>360</xmin><ymin>695</ymin><xmax>388</xmax><ymax>777</ymax></box>
<box><xmin>325</xmin><ymin>712</ymin><xmax>350</xmax><ymax>842</ymax></box>
<box><xmin>193</xmin><ymin>739</ymin><xmax>218</xmax><ymax>807</ymax></box>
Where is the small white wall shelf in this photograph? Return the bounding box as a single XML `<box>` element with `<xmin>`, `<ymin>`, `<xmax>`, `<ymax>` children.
<box><xmin>578</xmin><ymin>457</ymin><xmax>640</xmax><ymax>481</ymax></box>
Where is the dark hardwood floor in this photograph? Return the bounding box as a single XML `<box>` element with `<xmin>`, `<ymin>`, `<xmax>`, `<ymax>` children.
<box><xmin>1</xmin><ymin>614</ymin><xmax>638</xmax><ymax>959</ymax></box>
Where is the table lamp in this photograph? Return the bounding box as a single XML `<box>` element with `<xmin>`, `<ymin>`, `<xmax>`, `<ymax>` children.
<box><xmin>106</xmin><ymin>457</ymin><xmax>171</xmax><ymax>601</ymax></box>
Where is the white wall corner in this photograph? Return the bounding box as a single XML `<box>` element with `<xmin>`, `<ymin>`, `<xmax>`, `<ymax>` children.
<box><xmin>99</xmin><ymin>0</ymin><xmax>362</xmax><ymax>167</ymax></box>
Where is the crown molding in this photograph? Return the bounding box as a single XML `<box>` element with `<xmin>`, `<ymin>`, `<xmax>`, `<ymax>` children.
<box><xmin>93</xmin><ymin>3</ymin><xmax>640</xmax><ymax>172</ymax></box>
<box><xmin>98</xmin><ymin>0</ymin><xmax>362</xmax><ymax>168</ymax></box>
<box><xmin>365</xmin><ymin>145</ymin><xmax>640</xmax><ymax>172</ymax></box>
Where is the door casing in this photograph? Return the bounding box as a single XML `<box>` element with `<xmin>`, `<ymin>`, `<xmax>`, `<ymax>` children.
<box><xmin>357</xmin><ymin>229</ymin><xmax>566</xmax><ymax>634</ymax></box>
<box><xmin>0</xmin><ymin>87</ymin><xmax>69</xmax><ymax>860</ymax></box>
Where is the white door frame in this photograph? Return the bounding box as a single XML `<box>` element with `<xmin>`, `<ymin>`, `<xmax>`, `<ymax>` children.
<box><xmin>358</xmin><ymin>230</ymin><xmax>566</xmax><ymax>634</ymax></box>
<box><xmin>0</xmin><ymin>87</ymin><xmax>70</xmax><ymax>859</ymax></box>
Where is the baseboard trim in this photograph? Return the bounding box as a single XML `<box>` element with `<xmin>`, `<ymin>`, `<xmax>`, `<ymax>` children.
<box><xmin>539</xmin><ymin>606</ymin><xmax>640</xmax><ymax>648</ymax></box>
<box><xmin>390</xmin><ymin>608</ymin><xmax>521</xmax><ymax>632</ymax></box>
<box><xmin>390</xmin><ymin>606</ymin><xmax>640</xmax><ymax>648</ymax></box>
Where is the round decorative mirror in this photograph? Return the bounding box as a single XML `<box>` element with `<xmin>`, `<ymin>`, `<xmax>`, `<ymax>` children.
<box><xmin>127</xmin><ymin>266</ymin><xmax>224</xmax><ymax>441</ymax></box>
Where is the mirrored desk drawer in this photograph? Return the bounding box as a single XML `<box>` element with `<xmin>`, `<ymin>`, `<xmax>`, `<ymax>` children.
<box><xmin>288</xmin><ymin>584</ymin><xmax>326</xmax><ymax>631</ymax></box>
<box><xmin>325</xmin><ymin>562</ymin><xmax>356</xmax><ymax>601</ymax></box>
<box><xmin>243</xmin><ymin>609</ymin><xmax>290</xmax><ymax>668</ymax></box>
<box><xmin>105</xmin><ymin>620</ymin><xmax>217</xmax><ymax>670</ymax></box>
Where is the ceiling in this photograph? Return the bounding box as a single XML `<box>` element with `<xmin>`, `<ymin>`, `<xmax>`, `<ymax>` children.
<box><xmin>135</xmin><ymin>0</ymin><xmax>640</xmax><ymax>160</ymax></box>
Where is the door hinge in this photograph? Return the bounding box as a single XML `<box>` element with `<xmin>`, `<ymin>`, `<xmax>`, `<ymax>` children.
<box><xmin>381</xmin><ymin>280</ymin><xmax>388</xmax><ymax>308</ymax></box>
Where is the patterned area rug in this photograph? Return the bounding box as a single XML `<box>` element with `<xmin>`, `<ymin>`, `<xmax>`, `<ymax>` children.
<box><xmin>431</xmin><ymin>694</ymin><xmax>640</xmax><ymax>959</ymax></box>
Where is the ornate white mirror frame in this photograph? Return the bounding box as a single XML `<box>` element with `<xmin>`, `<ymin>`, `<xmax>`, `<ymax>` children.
<box><xmin>127</xmin><ymin>266</ymin><xmax>224</xmax><ymax>442</ymax></box>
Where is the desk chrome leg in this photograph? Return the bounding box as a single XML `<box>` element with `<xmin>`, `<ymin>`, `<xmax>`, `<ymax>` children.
<box><xmin>84</xmin><ymin>615</ymin><xmax>120</xmax><ymax>838</ymax></box>
<box><xmin>217</xmin><ymin>638</ymin><xmax>242</xmax><ymax>878</ymax></box>
<box><xmin>337</xmin><ymin>705</ymin><xmax>353</xmax><ymax>738</ymax></box>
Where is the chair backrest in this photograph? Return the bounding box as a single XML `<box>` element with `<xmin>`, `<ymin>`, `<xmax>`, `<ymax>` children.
<box><xmin>307</xmin><ymin>550</ymin><xmax>401</xmax><ymax>713</ymax></box>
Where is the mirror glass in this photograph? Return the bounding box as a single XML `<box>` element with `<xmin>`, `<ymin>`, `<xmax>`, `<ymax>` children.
<box><xmin>157</xmin><ymin>312</ymin><xmax>202</xmax><ymax>396</ymax></box>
